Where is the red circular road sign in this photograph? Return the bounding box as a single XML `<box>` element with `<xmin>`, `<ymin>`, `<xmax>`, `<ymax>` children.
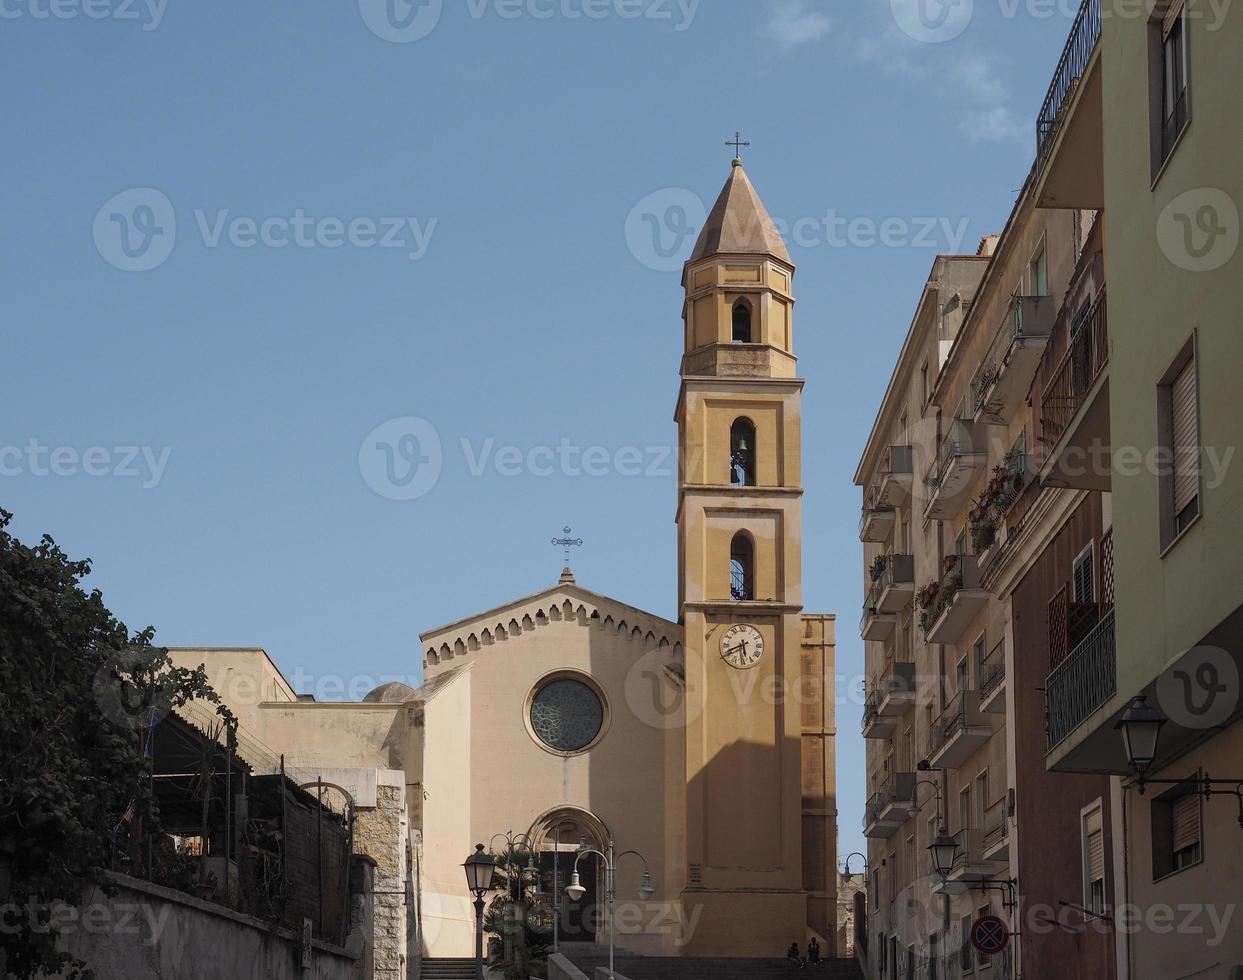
<box><xmin>970</xmin><ymin>915</ymin><xmax>1010</xmax><ymax>955</ymax></box>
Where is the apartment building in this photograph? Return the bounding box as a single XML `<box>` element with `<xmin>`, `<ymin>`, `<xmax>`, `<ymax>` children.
<box><xmin>858</xmin><ymin>0</ymin><xmax>1242</xmax><ymax>977</ymax></box>
<box><xmin>1036</xmin><ymin>0</ymin><xmax>1243</xmax><ymax>978</ymax></box>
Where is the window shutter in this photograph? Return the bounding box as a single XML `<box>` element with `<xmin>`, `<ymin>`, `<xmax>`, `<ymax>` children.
<box><xmin>1087</xmin><ymin>829</ymin><xmax>1104</xmax><ymax>882</ymax></box>
<box><xmin>1171</xmin><ymin>360</ymin><xmax>1199</xmax><ymax>516</ymax></box>
<box><xmin>1163</xmin><ymin>0</ymin><xmax>1186</xmax><ymax>36</ymax></box>
<box><xmin>1173</xmin><ymin>794</ymin><xmax>1200</xmax><ymax>852</ymax></box>
<box><xmin>1073</xmin><ymin>551</ymin><xmax>1094</xmax><ymax>604</ymax></box>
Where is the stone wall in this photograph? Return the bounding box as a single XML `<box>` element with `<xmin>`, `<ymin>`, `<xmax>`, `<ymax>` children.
<box><xmin>836</xmin><ymin>873</ymin><xmax>865</xmax><ymax>957</ymax></box>
<box><xmin>352</xmin><ymin>778</ymin><xmax>409</xmax><ymax>980</ymax></box>
<box><xmin>58</xmin><ymin>873</ymin><xmax>361</xmax><ymax>980</ymax></box>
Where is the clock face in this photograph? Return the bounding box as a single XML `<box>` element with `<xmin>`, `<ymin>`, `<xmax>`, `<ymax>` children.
<box><xmin>720</xmin><ymin>623</ymin><xmax>765</xmax><ymax>669</ymax></box>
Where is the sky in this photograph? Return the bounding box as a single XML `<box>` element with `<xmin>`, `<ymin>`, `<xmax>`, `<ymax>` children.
<box><xmin>2</xmin><ymin>0</ymin><xmax>1083</xmax><ymax>870</ymax></box>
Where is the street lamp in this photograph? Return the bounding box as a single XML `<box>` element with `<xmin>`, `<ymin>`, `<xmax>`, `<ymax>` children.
<box><xmin>841</xmin><ymin>852</ymin><xmax>868</xmax><ymax>883</ymax></box>
<box><xmin>928</xmin><ymin>831</ymin><xmax>958</xmax><ymax>877</ymax></box>
<box><xmin>463</xmin><ymin>844</ymin><xmax>496</xmax><ymax>980</ymax></box>
<box><xmin>566</xmin><ymin>841</ymin><xmax>654</xmax><ymax>980</ymax></box>
<box><xmin>1116</xmin><ymin>695</ymin><xmax>1167</xmax><ymax>779</ymax></box>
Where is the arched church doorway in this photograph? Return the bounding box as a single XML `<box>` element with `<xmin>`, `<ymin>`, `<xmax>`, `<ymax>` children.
<box><xmin>527</xmin><ymin>807</ymin><xmax>609</xmax><ymax>944</ymax></box>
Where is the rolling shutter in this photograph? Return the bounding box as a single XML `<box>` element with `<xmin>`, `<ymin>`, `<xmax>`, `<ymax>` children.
<box><xmin>1171</xmin><ymin>359</ymin><xmax>1199</xmax><ymax>516</ymax></box>
<box><xmin>1085</xmin><ymin>808</ymin><xmax>1105</xmax><ymax>884</ymax></box>
<box><xmin>1173</xmin><ymin>793</ymin><xmax>1200</xmax><ymax>852</ymax></box>
<box><xmin>1073</xmin><ymin>550</ymin><xmax>1094</xmax><ymax>605</ymax></box>
<box><xmin>1163</xmin><ymin>0</ymin><xmax>1186</xmax><ymax>36</ymax></box>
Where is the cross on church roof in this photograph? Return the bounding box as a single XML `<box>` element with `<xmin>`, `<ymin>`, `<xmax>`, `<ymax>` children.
<box><xmin>551</xmin><ymin>526</ymin><xmax>583</xmax><ymax>577</ymax></box>
<box><xmin>725</xmin><ymin>131</ymin><xmax>750</xmax><ymax>163</ymax></box>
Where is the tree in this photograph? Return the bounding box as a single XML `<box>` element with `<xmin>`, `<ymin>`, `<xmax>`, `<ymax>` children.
<box><xmin>483</xmin><ymin>848</ymin><xmax>552</xmax><ymax>979</ymax></box>
<box><xmin>0</xmin><ymin>509</ymin><xmax>230</xmax><ymax>978</ymax></box>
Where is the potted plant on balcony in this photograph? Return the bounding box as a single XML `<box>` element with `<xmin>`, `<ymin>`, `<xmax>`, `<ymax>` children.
<box><xmin>916</xmin><ymin>581</ymin><xmax>940</xmax><ymax>631</ymax></box>
<box><xmin>869</xmin><ymin>553</ymin><xmax>889</xmax><ymax>583</ymax></box>
<box><xmin>969</xmin><ymin>494</ymin><xmax>996</xmax><ymax>553</ymax></box>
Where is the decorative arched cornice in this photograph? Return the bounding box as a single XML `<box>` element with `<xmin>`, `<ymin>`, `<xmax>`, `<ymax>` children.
<box><xmin>421</xmin><ymin>584</ymin><xmax>683</xmax><ymax>669</ymax></box>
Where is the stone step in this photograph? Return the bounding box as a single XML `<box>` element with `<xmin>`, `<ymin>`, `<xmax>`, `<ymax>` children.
<box><xmin>561</xmin><ymin>952</ymin><xmax>864</xmax><ymax>980</ymax></box>
<box><xmin>421</xmin><ymin>957</ymin><xmax>479</xmax><ymax>979</ymax></box>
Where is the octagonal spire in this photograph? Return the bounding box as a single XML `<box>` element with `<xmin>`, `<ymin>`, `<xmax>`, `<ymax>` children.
<box><xmin>688</xmin><ymin>162</ymin><xmax>790</xmax><ymax>265</ymax></box>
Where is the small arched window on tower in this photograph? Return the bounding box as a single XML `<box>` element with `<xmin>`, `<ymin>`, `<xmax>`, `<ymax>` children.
<box><xmin>732</xmin><ymin>299</ymin><xmax>753</xmax><ymax>344</ymax></box>
<box><xmin>730</xmin><ymin>418</ymin><xmax>756</xmax><ymax>486</ymax></box>
<box><xmin>730</xmin><ymin>532</ymin><xmax>754</xmax><ymax>602</ymax></box>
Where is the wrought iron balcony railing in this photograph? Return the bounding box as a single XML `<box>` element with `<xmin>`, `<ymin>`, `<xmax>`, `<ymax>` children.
<box><xmin>1040</xmin><ymin>288</ymin><xmax>1108</xmax><ymax>450</ymax></box>
<box><xmin>1037</xmin><ymin>0</ymin><xmax>1102</xmax><ymax>174</ymax></box>
<box><xmin>1046</xmin><ymin>607</ymin><xmax>1116</xmax><ymax>750</ymax></box>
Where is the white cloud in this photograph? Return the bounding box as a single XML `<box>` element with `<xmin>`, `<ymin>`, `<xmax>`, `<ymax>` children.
<box><xmin>760</xmin><ymin>0</ymin><xmax>832</xmax><ymax>51</ymax></box>
<box><xmin>950</xmin><ymin>55</ymin><xmax>1029</xmax><ymax>144</ymax></box>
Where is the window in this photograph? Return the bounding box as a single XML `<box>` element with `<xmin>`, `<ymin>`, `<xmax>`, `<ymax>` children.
<box><xmin>975</xmin><ymin>771</ymin><xmax>989</xmax><ymax>831</ymax></box>
<box><xmin>929</xmin><ymin>932</ymin><xmax>938</xmax><ymax>980</ymax></box>
<box><xmin>1159</xmin><ymin>341</ymin><xmax>1201</xmax><ymax>547</ymax></box>
<box><xmin>960</xmin><ymin>914</ymin><xmax>973</xmax><ymax>972</ymax></box>
<box><xmin>1151</xmin><ymin>778</ymin><xmax>1202</xmax><ymax>878</ymax></box>
<box><xmin>906</xmin><ymin>945</ymin><xmax>915</xmax><ymax>980</ymax></box>
<box><xmin>729</xmin><ymin>533</ymin><xmax>754</xmax><ymax>601</ymax></box>
<box><xmin>528</xmin><ymin>676</ymin><xmax>605</xmax><ymax>753</ymax></box>
<box><xmin>972</xmin><ymin>634</ymin><xmax>986</xmax><ymax>688</ymax></box>
<box><xmin>921</xmin><ymin>362</ymin><xmax>929</xmax><ymax>407</ymax></box>
<box><xmin>1082</xmin><ymin>802</ymin><xmax>1106</xmax><ymax>913</ymax></box>
<box><xmin>872</xmin><ymin>871</ymin><xmax>880</xmax><ymax>911</ymax></box>
<box><xmin>1149</xmin><ymin>0</ymin><xmax>1190</xmax><ymax>175</ymax></box>
<box><xmin>732</xmin><ymin>298</ymin><xmax>753</xmax><ymax>343</ymax></box>
<box><xmin>956</xmin><ymin>657</ymin><xmax>969</xmax><ymax>698</ymax></box>
<box><xmin>878</xmin><ymin>931</ymin><xmax>886</xmax><ymax>972</ymax></box>
<box><xmin>959</xmin><ymin>786</ymin><xmax>972</xmax><ymax>833</ymax></box>
<box><xmin>729</xmin><ymin>418</ymin><xmax>756</xmax><ymax>486</ymax></box>
<box><xmin>1029</xmin><ymin>247</ymin><xmax>1048</xmax><ymax>297</ymax></box>
<box><xmin>1072</xmin><ymin>544</ymin><xmax>1094</xmax><ymax>605</ymax></box>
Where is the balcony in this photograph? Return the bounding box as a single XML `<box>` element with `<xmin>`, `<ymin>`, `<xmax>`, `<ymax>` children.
<box><xmin>1046</xmin><ymin>607</ymin><xmax>1116</xmax><ymax>752</ymax></box>
<box><xmin>1040</xmin><ymin>289</ymin><xmax>1110</xmax><ymax>490</ymax></box>
<box><xmin>859</xmin><ymin>486</ymin><xmax>896</xmax><ymax>543</ymax></box>
<box><xmin>946</xmin><ymin>828</ymin><xmax>1000</xmax><ymax>884</ymax></box>
<box><xmin>921</xmin><ymin>555</ymin><xmax>990</xmax><ymax>645</ymax></box>
<box><xmin>861</xmin><ymin>692</ymin><xmax>897</xmax><ymax>740</ymax></box>
<box><xmin>928</xmin><ymin>690</ymin><xmax>992</xmax><ymax>769</ymax></box>
<box><xmin>983</xmin><ymin>799</ymin><xmax>1010</xmax><ymax>863</ymax></box>
<box><xmin>972</xmin><ymin>295</ymin><xmax>1056</xmax><ymax>426</ymax></box>
<box><xmin>979</xmin><ymin>642</ymin><xmax>1006</xmax><ymax>715</ymax></box>
<box><xmin>924</xmin><ymin>419</ymin><xmax>987</xmax><ymax>520</ymax></box>
<box><xmin>1035</xmin><ymin>0</ymin><xmax>1103</xmax><ymax>209</ymax></box>
<box><xmin>860</xmin><ymin>583</ymin><xmax>896</xmax><ymax>641</ymax></box>
<box><xmin>873</xmin><ymin>553</ymin><xmax>915</xmax><ymax>613</ymax></box>
<box><xmin>876</xmin><ymin>772</ymin><xmax>918</xmax><ymax>825</ymax></box>
<box><xmin>877</xmin><ymin>660</ymin><xmax>916</xmax><ymax>717</ymax></box>
<box><xmin>875</xmin><ymin>446</ymin><xmax>914</xmax><ymax>507</ymax></box>
<box><xmin>863</xmin><ymin>774</ymin><xmax>917</xmax><ymax>838</ymax></box>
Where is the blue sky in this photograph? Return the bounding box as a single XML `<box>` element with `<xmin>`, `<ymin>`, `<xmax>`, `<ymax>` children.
<box><xmin>2</xmin><ymin>0</ymin><xmax>1081</xmax><ymax>869</ymax></box>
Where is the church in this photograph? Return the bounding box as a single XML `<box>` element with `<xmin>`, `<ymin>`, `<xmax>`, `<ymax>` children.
<box><xmin>172</xmin><ymin>158</ymin><xmax>840</xmax><ymax>972</ymax></box>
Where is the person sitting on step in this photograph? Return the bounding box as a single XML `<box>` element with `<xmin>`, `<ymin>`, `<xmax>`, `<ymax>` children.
<box><xmin>787</xmin><ymin>941</ymin><xmax>805</xmax><ymax>969</ymax></box>
<box><xmin>808</xmin><ymin>936</ymin><xmax>822</xmax><ymax>966</ymax></box>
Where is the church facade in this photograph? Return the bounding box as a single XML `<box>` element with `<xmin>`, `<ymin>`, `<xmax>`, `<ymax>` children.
<box><xmin>173</xmin><ymin>160</ymin><xmax>838</xmax><ymax>969</ymax></box>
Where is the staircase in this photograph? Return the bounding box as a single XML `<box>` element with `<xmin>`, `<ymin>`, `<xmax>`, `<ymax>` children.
<box><xmin>421</xmin><ymin>958</ymin><xmax>478</xmax><ymax>980</ymax></box>
<box><xmin>560</xmin><ymin>949</ymin><xmax>864</xmax><ymax>980</ymax></box>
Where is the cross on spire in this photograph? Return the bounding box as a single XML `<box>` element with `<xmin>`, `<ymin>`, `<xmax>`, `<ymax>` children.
<box><xmin>551</xmin><ymin>526</ymin><xmax>583</xmax><ymax>573</ymax></box>
<box><xmin>726</xmin><ymin>131</ymin><xmax>750</xmax><ymax>163</ymax></box>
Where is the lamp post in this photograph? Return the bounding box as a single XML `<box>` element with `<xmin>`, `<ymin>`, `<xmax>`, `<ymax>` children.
<box><xmin>549</xmin><ymin>822</ymin><xmax>580</xmax><ymax>955</ymax></box>
<box><xmin>841</xmin><ymin>851</ymin><xmax>868</xmax><ymax>883</ymax></box>
<box><xmin>565</xmin><ymin>840</ymin><xmax>655</xmax><ymax>980</ymax></box>
<box><xmin>463</xmin><ymin>844</ymin><xmax>496</xmax><ymax>980</ymax></box>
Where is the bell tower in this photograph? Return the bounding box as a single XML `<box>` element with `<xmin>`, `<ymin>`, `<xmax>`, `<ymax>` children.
<box><xmin>675</xmin><ymin>157</ymin><xmax>807</xmax><ymax>954</ymax></box>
